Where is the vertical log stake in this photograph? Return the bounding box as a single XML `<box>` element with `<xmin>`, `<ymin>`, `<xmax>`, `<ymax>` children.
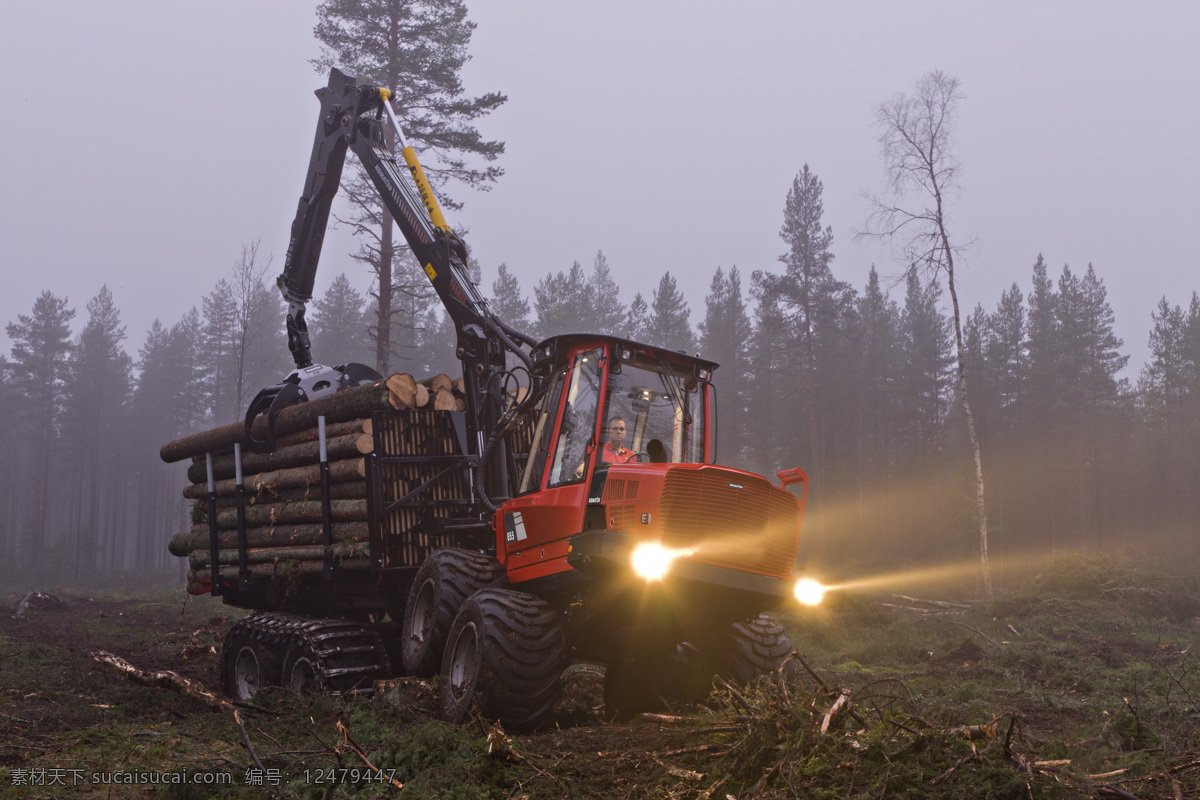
<box><xmin>320</xmin><ymin>416</ymin><xmax>336</xmax><ymax>580</ymax></box>
<box><xmin>235</xmin><ymin>443</ymin><xmax>249</xmax><ymax>591</ymax></box>
<box><xmin>206</xmin><ymin>453</ymin><xmax>222</xmax><ymax>597</ymax></box>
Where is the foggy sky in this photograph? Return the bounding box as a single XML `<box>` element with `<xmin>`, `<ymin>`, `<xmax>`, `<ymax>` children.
<box><xmin>2</xmin><ymin>1</ymin><xmax>1197</xmax><ymax>375</ymax></box>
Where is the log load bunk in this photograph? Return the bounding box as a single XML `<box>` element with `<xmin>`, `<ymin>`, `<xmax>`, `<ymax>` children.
<box><xmin>161</xmin><ymin>373</ymin><xmax>532</xmax><ymax>616</ymax></box>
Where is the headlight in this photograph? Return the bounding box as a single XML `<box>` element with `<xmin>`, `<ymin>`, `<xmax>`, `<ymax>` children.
<box><xmin>631</xmin><ymin>542</ymin><xmax>693</xmax><ymax>581</ymax></box>
<box><xmin>794</xmin><ymin>578</ymin><xmax>826</xmax><ymax>606</ymax></box>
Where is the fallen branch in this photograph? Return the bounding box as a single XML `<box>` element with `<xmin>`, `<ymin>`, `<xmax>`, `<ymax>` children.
<box><xmin>790</xmin><ymin>652</ymin><xmax>867</xmax><ymax>728</ymax></box>
<box><xmin>91</xmin><ymin>650</ymin><xmax>231</xmax><ymax>711</ymax></box>
<box><xmin>714</xmin><ymin>676</ymin><xmax>755</xmax><ymax>717</ymax></box>
<box><xmin>793</xmin><ymin>651</ymin><xmax>832</xmax><ymax>692</ymax></box>
<box><xmin>697</xmin><ymin>777</ymin><xmax>729</xmax><ymax>800</ymax></box>
<box><xmin>637</xmin><ymin>713</ymin><xmax>693</xmax><ymax>725</ymax></box>
<box><xmin>335</xmin><ymin>720</ymin><xmax>403</xmax><ymax>789</ymax></box>
<box><xmin>656</xmin><ymin>744</ymin><xmax>731</xmax><ymax>757</ymax></box>
<box><xmin>882</xmin><ymin>602</ymin><xmax>939</xmax><ymax>614</ymax></box>
<box><xmin>234</xmin><ymin>710</ymin><xmax>266</xmax><ymax>773</ymax></box>
<box><xmin>932</xmin><ymin>728</ymin><xmax>998</xmax><ymax>786</ymax></box>
<box><xmin>893</xmin><ymin>594</ymin><xmax>971</xmax><ymax>610</ymax></box>
<box><xmin>651</xmin><ymin>756</ymin><xmax>704</xmax><ymax>782</ymax></box>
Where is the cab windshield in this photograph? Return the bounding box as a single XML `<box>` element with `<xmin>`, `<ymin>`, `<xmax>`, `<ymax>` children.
<box><xmin>516</xmin><ymin>345</ymin><xmax>710</xmax><ymax>496</ymax></box>
<box><xmin>603</xmin><ymin>357</ymin><xmax>707</xmax><ymax>465</ymax></box>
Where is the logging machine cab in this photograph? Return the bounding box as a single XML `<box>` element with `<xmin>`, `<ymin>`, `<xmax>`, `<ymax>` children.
<box><xmin>518</xmin><ymin>335</ymin><xmax>714</xmax><ymax>495</ymax></box>
<box><xmin>496</xmin><ymin>332</ymin><xmax>817</xmax><ymax>625</ymax></box>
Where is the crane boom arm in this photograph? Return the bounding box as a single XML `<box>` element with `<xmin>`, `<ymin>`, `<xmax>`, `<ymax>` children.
<box><xmin>270</xmin><ymin>67</ymin><xmax>533</xmax><ymax>507</ymax></box>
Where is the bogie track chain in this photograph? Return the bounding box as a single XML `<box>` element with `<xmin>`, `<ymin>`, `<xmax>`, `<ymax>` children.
<box><xmin>221</xmin><ymin>611</ymin><xmax>391</xmax><ymax>696</ymax></box>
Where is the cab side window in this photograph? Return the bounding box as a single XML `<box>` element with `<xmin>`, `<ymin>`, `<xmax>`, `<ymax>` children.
<box><xmin>547</xmin><ymin>349</ymin><xmax>603</xmax><ymax>488</ymax></box>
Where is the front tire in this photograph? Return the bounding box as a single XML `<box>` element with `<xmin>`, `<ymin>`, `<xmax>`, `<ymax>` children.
<box><xmin>440</xmin><ymin>588</ymin><xmax>567</xmax><ymax>731</ymax></box>
<box><xmin>721</xmin><ymin>614</ymin><xmax>792</xmax><ymax>684</ymax></box>
<box><xmin>401</xmin><ymin>549</ymin><xmax>505</xmax><ymax>677</ymax></box>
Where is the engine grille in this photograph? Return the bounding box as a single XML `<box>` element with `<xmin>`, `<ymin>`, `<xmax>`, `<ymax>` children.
<box><xmin>659</xmin><ymin>468</ymin><xmax>799</xmax><ymax>580</ymax></box>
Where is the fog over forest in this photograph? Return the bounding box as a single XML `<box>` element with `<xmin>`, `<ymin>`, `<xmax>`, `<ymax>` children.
<box><xmin>4</xmin><ymin>235</ymin><xmax>1200</xmax><ymax>583</ymax></box>
<box><xmin>2</xmin><ymin>1</ymin><xmax>1198</xmax><ymax>586</ymax></box>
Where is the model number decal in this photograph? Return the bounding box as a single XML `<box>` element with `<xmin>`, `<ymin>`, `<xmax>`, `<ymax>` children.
<box><xmin>504</xmin><ymin>511</ymin><xmax>527</xmax><ymax>544</ymax></box>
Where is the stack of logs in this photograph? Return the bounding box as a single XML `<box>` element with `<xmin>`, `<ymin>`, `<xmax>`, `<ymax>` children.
<box><xmin>162</xmin><ymin>374</ymin><xmax>469</xmax><ymax>595</ymax></box>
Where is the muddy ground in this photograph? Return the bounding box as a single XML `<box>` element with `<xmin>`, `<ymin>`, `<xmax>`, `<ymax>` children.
<box><xmin>0</xmin><ymin>556</ymin><xmax>1197</xmax><ymax>799</ymax></box>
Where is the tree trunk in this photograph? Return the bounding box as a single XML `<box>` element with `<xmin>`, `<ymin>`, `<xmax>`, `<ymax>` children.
<box><xmin>941</xmin><ymin>246</ymin><xmax>993</xmax><ymax>597</ymax></box>
<box><xmin>188</xmin><ymin>542</ymin><xmax>370</xmax><ymax>570</ymax></box>
<box><xmin>206</xmin><ymin>481</ymin><xmax>368</xmax><ymax>508</ymax></box>
<box><xmin>196</xmin><ymin>499</ymin><xmax>368</xmax><ymax>532</ymax></box>
<box><xmin>180</xmin><ymin>458</ymin><xmax>366</xmax><ymax>500</ymax></box>
<box><xmin>160</xmin><ymin>380</ymin><xmax>396</xmax><ymax>463</ymax></box>
<box><xmin>168</xmin><ymin>520</ymin><xmax>371</xmax><ymax>557</ymax></box>
<box><xmin>185</xmin><ymin>433</ymin><xmax>374</xmax><ymax>484</ymax></box>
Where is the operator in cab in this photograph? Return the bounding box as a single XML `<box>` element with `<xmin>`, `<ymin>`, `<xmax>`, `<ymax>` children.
<box><xmin>601</xmin><ymin>417</ymin><xmax>636</xmax><ymax>464</ymax></box>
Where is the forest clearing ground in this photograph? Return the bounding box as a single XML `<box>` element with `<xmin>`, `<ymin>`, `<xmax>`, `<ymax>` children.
<box><xmin>0</xmin><ymin>554</ymin><xmax>1196</xmax><ymax>799</ymax></box>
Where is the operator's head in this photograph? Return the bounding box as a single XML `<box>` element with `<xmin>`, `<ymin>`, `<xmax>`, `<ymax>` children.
<box><xmin>606</xmin><ymin>417</ymin><xmax>627</xmax><ymax>447</ymax></box>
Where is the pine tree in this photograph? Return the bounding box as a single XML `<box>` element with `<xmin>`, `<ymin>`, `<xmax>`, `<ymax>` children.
<box><xmin>625</xmin><ymin>293</ymin><xmax>651</xmax><ymax>342</ymax></box>
<box><xmin>0</xmin><ymin>353</ymin><xmax>17</xmax><ymax>566</ymax></box>
<box><xmin>857</xmin><ymin>267</ymin><xmax>903</xmax><ymax>541</ymax></box>
<box><xmin>587</xmin><ymin>251</ymin><xmax>625</xmax><ymax>336</ymax></box>
<box><xmin>128</xmin><ymin>311</ymin><xmax>208</xmax><ymax>571</ymax></box>
<box><xmin>1054</xmin><ymin>263</ymin><xmax>1128</xmax><ymax>545</ymax></box>
<box><xmin>533</xmin><ymin>262</ymin><xmax>587</xmax><ymax>339</ymax></box>
<box><xmin>981</xmin><ymin>282</ymin><xmax>1027</xmax><ymax>550</ymax></box>
<box><xmin>1141</xmin><ymin>296</ymin><xmax>1191</xmax><ymax>533</ymax></box>
<box><xmin>0</xmin><ymin>354</ymin><xmax>15</xmax><ymax>563</ymax></box>
<box><xmin>200</xmin><ymin>279</ymin><xmax>238</xmax><ymax>426</ymax></box>
<box><xmin>490</xmin><ymin>263</ymin><xmax>531</xmax><ymax>334</ymax></box>
<box><xmin>313</xmin><ymin>0</ymin><xmax>505</xmax><ymax>374</ymax></box>
<box><xmin>963</xmin><ymin>304</ymin><xmax>991</xmax><ymax>432</ymax></box>
<box><xmin>62</xmin><ymin>286</ymin><xmax>132</xmax><ymax>576</ymax></box>
<box><xmin>987</xmin><ymin>283</ymin><xmax>1026</xmax><ymax>422</ymax></box>
<box><xmin>1025</xmin><ymin>255</ymin><xmax>1059</xmax><ymax>422</ymax></box>
<box><xmin>309</xmin><ymin>272</ymin><xmax>373</xmax><ymax>367</ymax></box>
<box><xmin>745</xmin><ymin>276</ymin><xmax>789</xmax><ymax>477</ymax></box>
<box><xmin>898</xmin><ymin>271</ymin><xmax>953</xmax><ymax>461</ymax></box>
<box><xmin>6</xmin><ymin>291</ymin><xmax>75</xmax><ymax>571</ymax></box>
<box><xmin>646</xmin><ymin>271</ymin><xmax>694</xmax><ymax>353</ymax></box>
<box><xmin>775</xmin><ymin>165</ymin><xmax>849</xmax><ymax>516</ymax></box>
<box><xmin>699</xmin><ymin>266</ymin><xmax>752</xmax><ymax>464</ymax></box>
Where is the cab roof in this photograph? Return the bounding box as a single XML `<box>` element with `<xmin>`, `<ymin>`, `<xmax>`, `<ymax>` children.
<box><xmin>531</xmin><ymin>333</ymin><xmax>719</xmax><ymax>377</ymax></box>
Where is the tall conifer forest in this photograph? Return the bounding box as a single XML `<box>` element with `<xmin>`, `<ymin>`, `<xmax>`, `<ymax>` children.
<box><xmin>3</xmin><ymin>227</ymin><xmax>1197</xmax><ymax>585</ymax></box>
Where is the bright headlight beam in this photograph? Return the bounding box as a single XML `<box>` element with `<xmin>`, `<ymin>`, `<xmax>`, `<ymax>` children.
<box><xmin>794</xmin><ymin>578</ymin><xmax>826</xmax><ymax>606</ymax></box>
<box><xmin>631</xmin><ymin>542</ymin><xmax>693</xmax><ymax>581</ymax></box>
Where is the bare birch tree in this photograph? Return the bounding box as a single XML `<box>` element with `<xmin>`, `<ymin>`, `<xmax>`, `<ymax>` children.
<box><xmin>862</xmin><ymin>70</ymin><xmax>993</xmax><ymax>596</ymax></box>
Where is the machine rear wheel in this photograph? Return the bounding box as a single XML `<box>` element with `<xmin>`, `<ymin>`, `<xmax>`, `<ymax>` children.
<box><xmin>401</xmin><ymin>549</ymin><xmax>505</xmax><ymax>677</ymax></box>
<box><xmin>220</xmin><ymin>618</ymin><xmax>283</xmax><ymax>701</ymax></box>
<box><xmin>439</xmin><ymin>588</ymin><xmax>567</xmax><ymax>731</ymax></box>
<box><xmin>282</xmin><ymin>643</ymin><xmax>325</xmax><ymax>696</ymax></box>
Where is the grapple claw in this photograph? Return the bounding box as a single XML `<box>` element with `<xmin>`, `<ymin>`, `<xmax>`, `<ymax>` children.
<box><xmin>244</xmin><ymin>362</ymin><xmax>382</xmax><ymax>453</ymax></box>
